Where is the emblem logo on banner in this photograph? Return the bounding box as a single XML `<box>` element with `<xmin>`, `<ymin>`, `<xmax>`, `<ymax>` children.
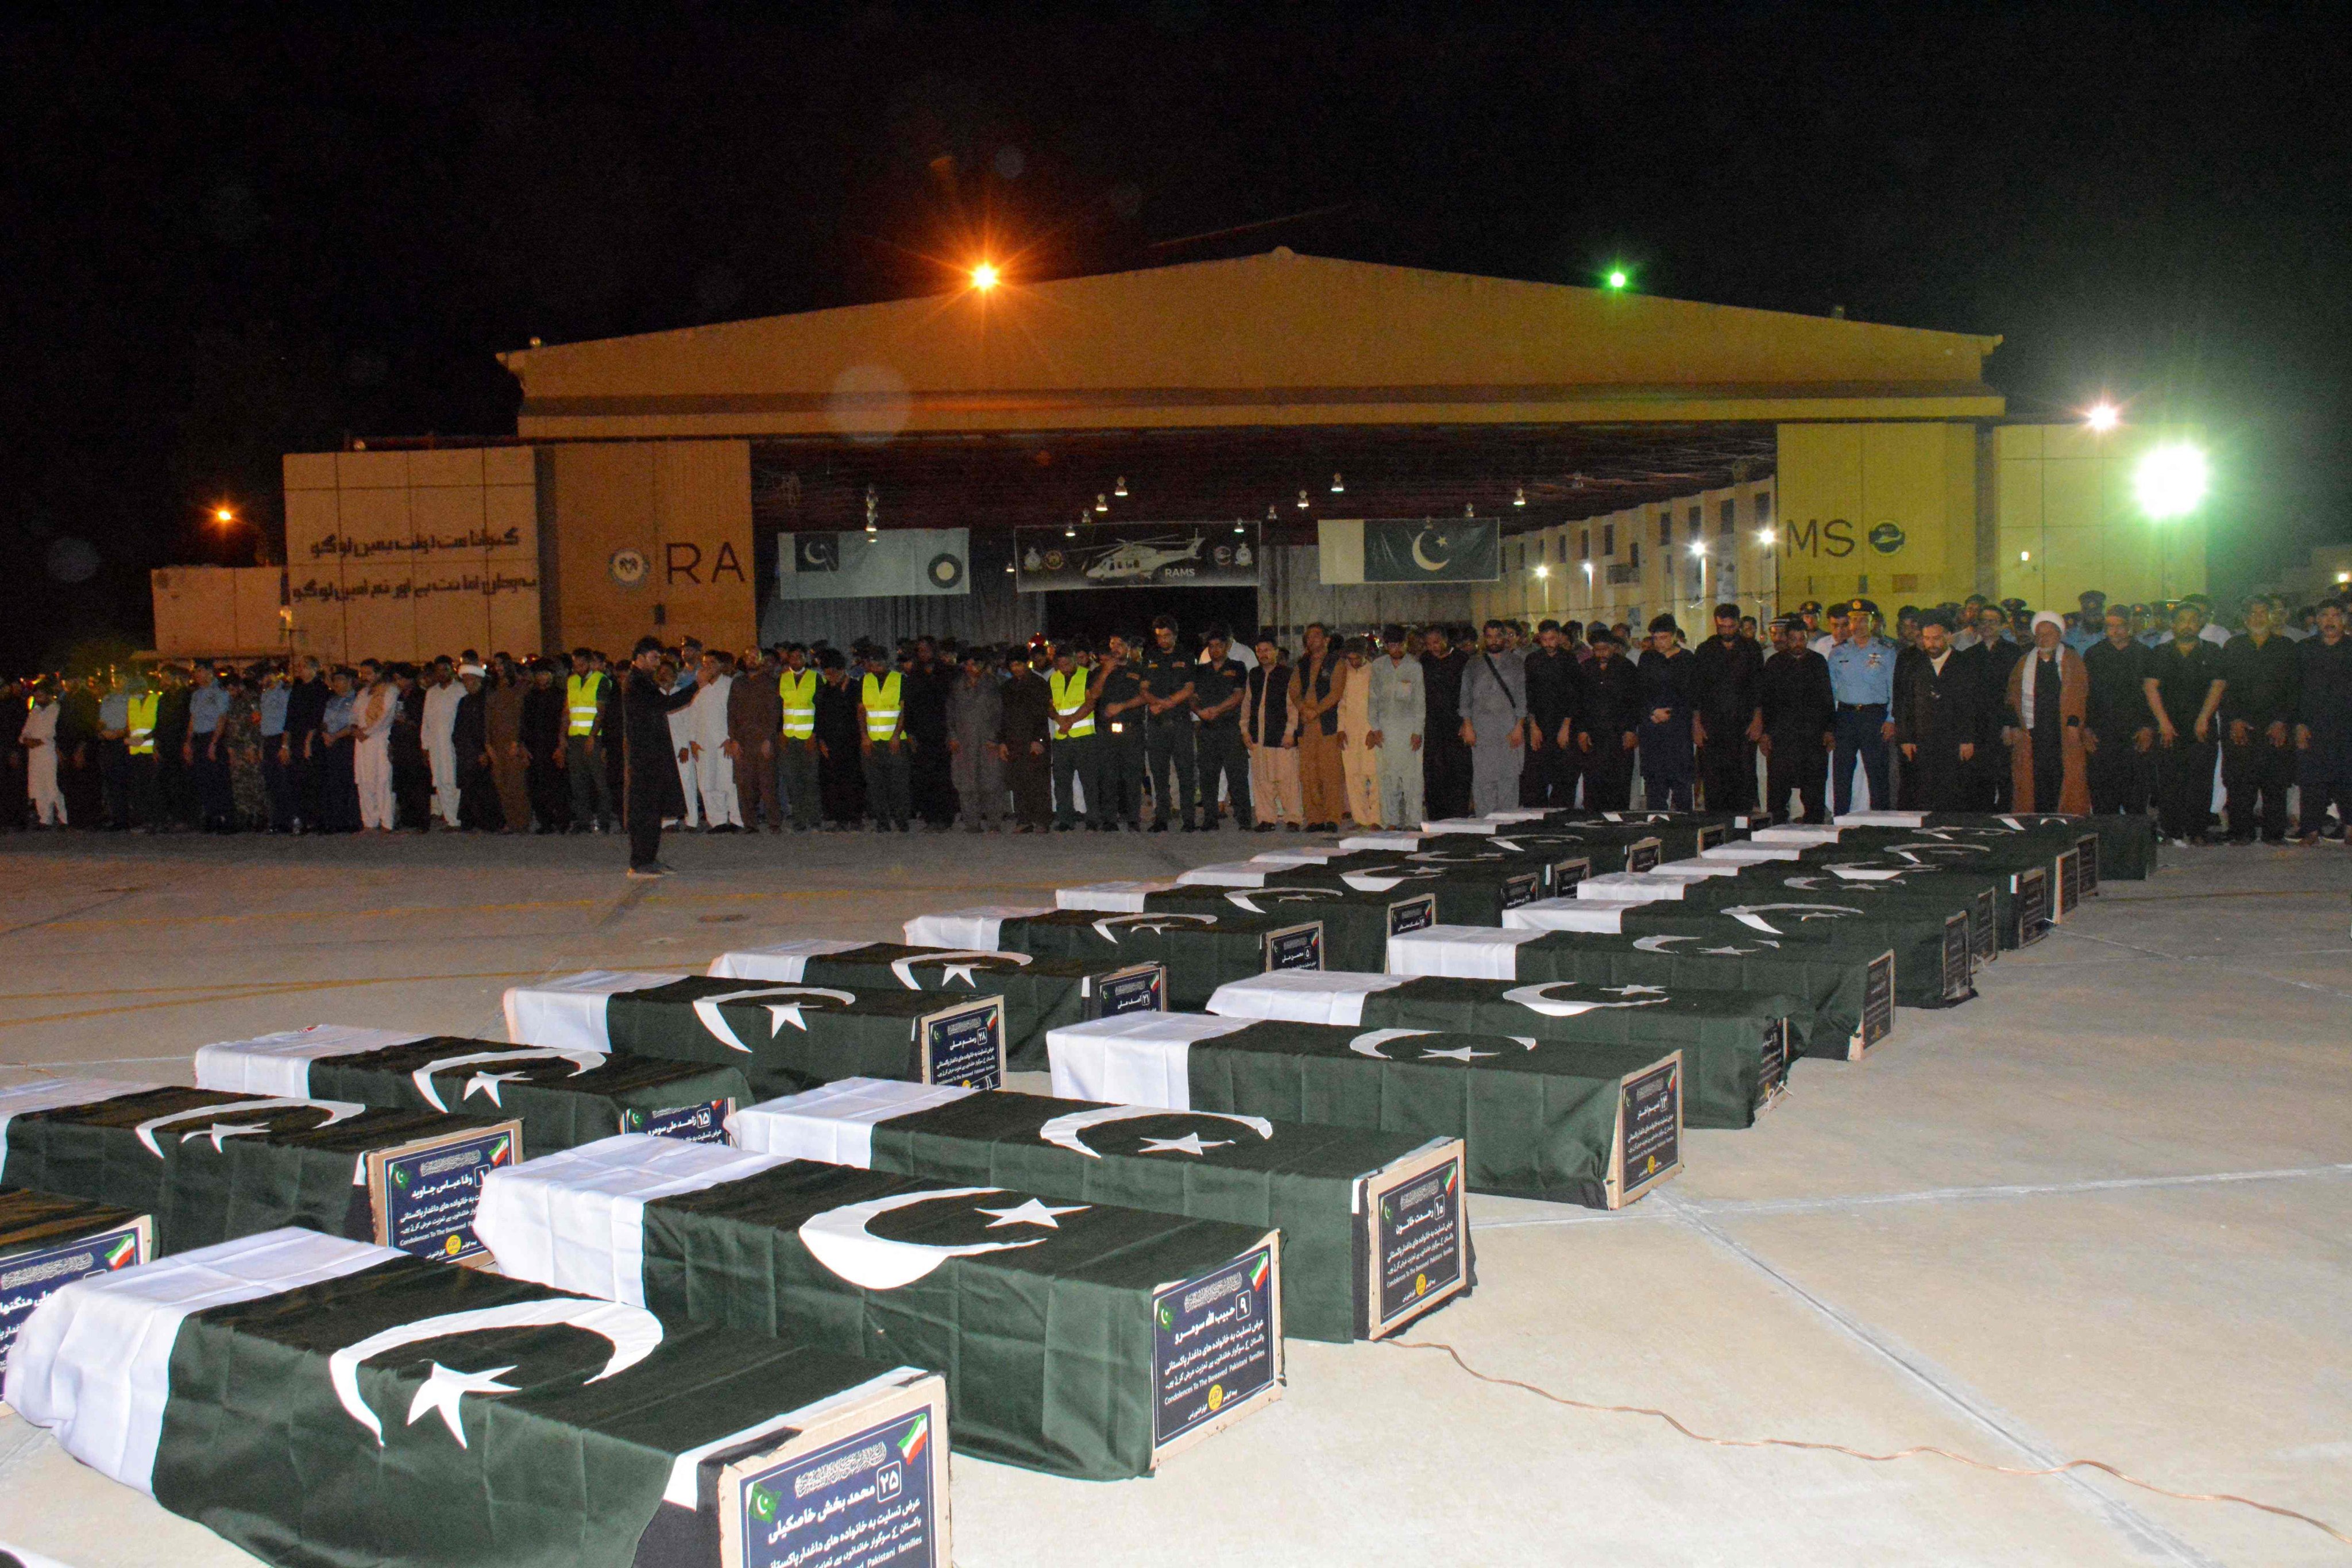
<box><xmin>608</xmin><ymin>548</ymin><xmax>648</xmax><ymax>588</ymax></box>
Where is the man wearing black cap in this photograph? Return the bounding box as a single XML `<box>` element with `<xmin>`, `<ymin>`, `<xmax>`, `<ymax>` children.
<box><xmin>1520</xmin><ymin>619</ymin><xmax>1583</xmax><ymax>808</ymax></box>
<box><xmin>2065</xmin><ymin>590</ymin><xmax>2107</xmax><ymax>656</ymax></box>
<box><xmin>1141</xmin><ymin>615</ymin><xmax>1200</xmax><ymax>831</ymax></box>
<box><xmin>1193</xmin><ymin>627</ymin><xmax>1254</xmax><ymax>830</ymax></box>
<box><xmin>1759</xmin><ymin>614</ymin><xmax>1833</xmax><ymax>821</ymax></box>
<box><xmin>1574</xmin><ymin>627</ymin><xmax>1641</xmax><ymax>809</ymax></box>
<box><xmin>1691</xmin><ymin>602</ymin><xmax>1762</xmax><ymax>811</ymax></box>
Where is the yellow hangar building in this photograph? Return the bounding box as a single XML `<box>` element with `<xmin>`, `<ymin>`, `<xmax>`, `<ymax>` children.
<box><xmin>261</xmin><ymin>250</ymin><xmax>2205</xmax><ymax>662</ymax></box>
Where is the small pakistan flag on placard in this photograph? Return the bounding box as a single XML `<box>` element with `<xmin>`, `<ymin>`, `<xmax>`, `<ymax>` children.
<box><xmin>1364</xmin><ymin>520</ymin><xmax>1500</xmax><ymax>583</ymax></box>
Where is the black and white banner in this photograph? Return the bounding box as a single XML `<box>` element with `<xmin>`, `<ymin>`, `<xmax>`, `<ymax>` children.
<box><xmin>1015</xmin><ymin>523</ymin><xmax>1260</xmax><ymax>592</ymax></box>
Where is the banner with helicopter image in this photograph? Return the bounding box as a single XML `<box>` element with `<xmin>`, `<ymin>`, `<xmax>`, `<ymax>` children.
<box><xmin>1014</xmin><ymin>522</ymin><xmax>1261</xmax><ymax>592</ymax></box>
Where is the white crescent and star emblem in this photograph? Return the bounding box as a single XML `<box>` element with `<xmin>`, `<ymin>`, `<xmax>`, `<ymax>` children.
<box><xmin>798</xmin><ymin>1187</ymin><xmax>1063</xmax><ymax>1289</ymax></box>
<box><xmin>1091</xmin><ymin>913</ymin><xmax>1215</xmax><ymax>944</ymax></box>
<box><xmin>1501</xmin><ymin>982</ymin><xmax>1670</xmax><ymax>1017</ymax></box>
<box><xmin>1721</xmin><ymin>902</ymin><xmax>1864</xmax><ymax>934</ymax></box>
<box><xmin>1036</xmin><ymin>1104</ymin><xmax>1273</xmax><ymax>1158</ymax></box>
<box><xmin>462</xmin><ymin>1072</ymin><xmax>530</xmax><ymax>1107</ymax></box>
<box><xmin>329</xmin><ymin>1298</ymin><xmax>663</xmax><ymax>1446</ymax></box>
<box><xmin>410</xmin><ymin>1047</ymin><xmax>605</xmax><ymax>1113</ymax></box>
<box><xmin>1347</xmin><ymin>1029</ymin><xmax>1432</xmax><ymax>1060</ymax></box>
<box><xmin>1602</xmin><ymin>984</ymin><xmax>1667</xmax><ymax>995</ymax></box>
<box><xmin>974</xmin><ymin>1198</ymin><xmax>1089</xmax><ymax>1229</ymax></box>
<box><xmin>691</xmin><ymin>986</ymin><xmax>858</xmax><ymax>1052</ymax></box>
<box><xmin>134</xmin><ymin>1096</ymin><xmax>365</xmax><ymax>1158</ymax></box>
<box><xmin>1418</xmin><ymin>1044</ymin><xmax>1497</xmax><ymax>1063</ymax></box>
<box><xmin>1225</xmin><ymin>889</ymin><xmax>1339</xmax><ymax>914</ymax></box>
<box><xmin>1410</xmin><ymin>527</ymin><xmax>1451</xmax><ymax>573</ymax></box>
<box><xmin>1136</xmin><ymin>1132</ymin><xmax>1233</xmax><ymax>1156</ymax></box>
<box><xmin>890</xmin><ymin>950</ymin><xmax>1030</xmax><ymax>990</ymax></box>
<box><xmin>1700</xmin><ymin>944</ymin><xmax>1770</xmax><ymax>955</ymax></box>
<box><xmin>1632</xmin><ymin>934</ymin><xmax>1693</xmax><ymax>952</ymax></box>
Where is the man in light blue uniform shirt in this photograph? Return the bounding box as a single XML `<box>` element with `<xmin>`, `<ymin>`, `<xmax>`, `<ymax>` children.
<box><xmin>257</xmin><ymin>669</ymin><xmax>293</xmax><ymax>831</ymax></box>
<box><xmin>1825</xmin><ymin>597</ymin><xmax>1898</xmax><ymax>814</ymax></box>
<box><xmin>2062</xmin><ymin>590</ymin><xmax>2107</xmax><ymax>655</ymax></box>
<box><xmin>184</xmin><ymin>664</ymin><xmax>235</xmax><ymax>831</ymax></box>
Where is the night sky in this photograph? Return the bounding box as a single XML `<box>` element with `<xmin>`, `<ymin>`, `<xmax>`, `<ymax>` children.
<box><xmin>4</xmin><ymin>6</ymin><xmax>2345</xmax><ymax>669</ymax></box>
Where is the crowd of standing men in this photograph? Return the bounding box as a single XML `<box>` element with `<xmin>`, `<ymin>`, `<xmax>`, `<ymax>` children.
<box><xmin>7</xmin><ymin>585</ymin><xmax>2348</xmax><ymax>868</ymax></box>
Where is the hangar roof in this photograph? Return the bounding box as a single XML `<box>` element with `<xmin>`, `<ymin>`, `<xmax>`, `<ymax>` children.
<box><xmin>504</xmin><ymin>249</ymin><xmax>2002</xmax><ymax>439</ymax></box>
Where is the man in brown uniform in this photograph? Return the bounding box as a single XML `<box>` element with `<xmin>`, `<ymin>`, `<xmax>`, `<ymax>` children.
<box><xmin>1291</xmin><ymin>621</ymin><xmax>1349</xmax><ymax>831</ymax></box>
<box><xmin>727</xmin><ymin>646</ymin><xmax>784</xmax><ymax>831</ymax></box>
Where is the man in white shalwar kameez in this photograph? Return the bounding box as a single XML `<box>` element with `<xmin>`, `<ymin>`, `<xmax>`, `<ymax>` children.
<box><xmin>21</xmin><ymin>683</ymin><xmax>65</xmax><ymax>825</ymax></box>
<box><xmin>420</xmin><ymin>661</ymin><xmax>464</xmax><ymax>828</ymax></box>
<box><xmin>690</xmin><ymin>653</ymin><xmax>741</xmax><ymax>829</ymax></box>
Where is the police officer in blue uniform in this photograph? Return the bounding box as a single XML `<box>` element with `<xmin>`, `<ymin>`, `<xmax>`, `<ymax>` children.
<box><xmin>1824</xmin><ymin>597</ymin><xmax>1897</xmax><ymax>813</ymax></box>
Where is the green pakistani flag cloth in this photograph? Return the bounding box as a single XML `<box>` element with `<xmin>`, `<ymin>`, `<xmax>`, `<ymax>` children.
<box><xmin>505</xmin><ymin>971</ymin><xmax>1009</xmax><ymax>1100</ymax></box>
<box><xmin>904</xmin><ymin>907</ymin><xmax>1325</xmax><ymax>1009</ymax></box>
<box><xmin>1845</xmin><ymin>809</ymin><xmax>2152</xmax><ymax>880</ymax></box>
<box><xmin>731</xmin><ymin>1076</ymin><xmax>1470</xmax><ymax>1343</ymax></box>
<box><xmin>1070</xmin><ymin>883</ymin><xmax>1437</xmax><ymax>974</ymax></box>
<box><xmin>2</xmin><ymin>1227</ymin><xmax>950</xmax><ymax>1568</ymax></box>
<box><xmin>195</xmin><ymin>1025</ymin><xmax>752</xmax><ymax>1153</ymax></box>
<box><xmin>1047</xmin><ymin>1014</ymin><xmax>1683</xmax><ymax>1209</ymax></box>
<box><xmin>1283</xmin><ymin>851</ymin><xmax>1559</xmax><ymax>923</ymax></box>
<box><xmin>1362</xmin><ymin>519</ymin><xmax>1500</xmax><ymax>582</ymax></box>
<box><xmin>0</xmin><ymin>1185</ymin><xmax>153</xmax><ymax>1369</ymax></box>
<box><xmin>0</xmin><ymin>1081</ymin><xmax>519</xmax><ymax>1260</ymax></box>
<box><xmin>1650</xmin><ymin>856</ymin><xmax>2020</xmax><ymax>955</ymax></box>
<box><xmin>706</xmin><ymin>940</ymin><xmax>1169</xmax><ymax>1072</ymax></box>
<box><xmin>476</xmin><ymin>1136</ymin><xmax>1284</xmax><ymax>1480</ymax></box>
<box><xmin>1422</xmin><ymin>812</ymin><xmax>1723</xmax><ymax>862</ymax></box>
<box><xmin>1205</xmin><ymin>971</ymin><xmax>1791</xmax><ymax>1129</ymax></box>
<box><xmin>1387</xmin><ymin>923</ymin><xmax>1897</xmax><ymax>1061</ymax></box>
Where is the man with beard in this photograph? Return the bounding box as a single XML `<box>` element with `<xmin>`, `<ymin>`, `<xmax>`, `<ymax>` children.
<box><xmin>1690</xmin><ymin>602</ymin><xmax>1762</xmax><ymax>812</ymax></box>
<box><xmin>1520</xmin><ymin>619</ymin><xmax>1582</xmax><ymax>808</ymax></box>
<box><xmin>282</xmin><ymin>655</ymin><xmax>328</xmax><ymax>832</ymax></box>
<box><xmin>2217</xmin><ymin>596</ymin><xmax>2300</xmax><ymax>843</ymax></box>
<box><xmin>2083</xmin><ymin>605</ymin><xmax>2154</xmax><ymax>816</ymax></box>
<box><xmin>2002</xmin><ymin>612</ymin><xmax>2091</xmax><ymax>813</ymax></box>
<box><xmin>451</xmin><ymin>663</ymin><xmax>504</xmax><ymax>831</ymax></box>
<box><xmin>486</xmin><ymin>656</ymin><xmax>532</xmax><ymax>831</ymax></box>
<box><xmin>904</xmin><ymin>635</ymin><xmax>956</xmax><ymax>829</ymax></box>
<box><xmin>1574</xmin><ymin>627</ymin><xmax>1641</xmax><ymax>810</ymax></box>
<box><xmin>813</xmin><ymin>648</ymin><xmax>866</xmax><ymax>829</ymax></box>
<box><xmin>2142</xmin><ymin>602</ymin><xmax>2227</xmax><ymax>845</ymax></box>
<box><xmin>1420</xmin><ymin>624</ymin><xmax>1470</xmax><ymax>818</ymax></box>
<box><xmin>1094</xmin><ymin>633</ymin><xmax>1148</xmax><ymax>830</ymax></box>
<box><xmin>1246</xmin><ymin>635</ymin><xmax>1303</xmax><ymax>831</ymax></box>
<box><xmin>1758</xmin><ymin>614</ymin><xmax>1835</xmax><ymax>822</ymax></box>
<box><xmin>1893</xmin><ymin>611</ymin><xmax>1980</xmax><ymax>810</ymax></box>
<box><xmin>1968</xmin><ymin>601</ymin><xmax>2026</xmax><ymax>809</ymax></box>
<box><xmin>1140</xmin><ymin>616</ymin><xmax>1201</xmax><ymax>832</ymax></box>
<box><xmin>1458</xmin><ymin>619</ymin><xmax>1528</xmax><ymax>816</ymax></box>
<box><xmin>1291</xmin><ymin>622</ymin><xmax>1347</xmax><ymax>831</ymax></box>
<box><xmin>620</xmin><ymin>637</ymin><xmax>702</xmax><ymax>877</ymax></box>
<box><xmin>1634</xmin><ymin>616</ymin><xmax>1698</xmax><ymax>811</ymax></box>
<box><xmin>999</xmin><ymin>642</ymin><xmax>1055</xmax><ymax>832</ymax></box>
<box><xmin>520</xmin><ymin>659</ymin><xmax>569</xmax><ymax>832</ymax></box>
<box><xmin>2296</xmin><ymin>600</ymin><xmax>2351</xmax><ymax>841</ymax></box>
<box><xmin>945</xmin><ymin>646</ymin><xmax>1006</xmax><ymax>832</ymax></box>
<box><xmin>1192</xmin><ymin>627</ymin><xmax>1254</xmax><ymax>831</ymax></box>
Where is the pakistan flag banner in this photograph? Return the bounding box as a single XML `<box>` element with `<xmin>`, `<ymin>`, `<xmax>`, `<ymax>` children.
<box><xmin>1505</xmin><ymin>893</ymin><xmax>1977</xmax><ymax>1005</ymax></box>
<box><xmin>1633</xmin><ymin>857</ymin><xmax>2010</xmax><ymax>957</ymax></box>
<box><xmin>1388</xmin><ymin>924</ymin><xmax>1897</xmax><ymax>1061</ymax></box>
<box><xmin>1206</xmin><ymin>971</ymin><xmax>1793</xmax><ymax>1128</ymax></box>
<box><xmin>477</xmin><ymin>1137</ymin><xmax>1283</xmax><ymax>1480</ymax></box>
<box><xmin>195</xmin><ymin>1025</ymin><xmax>752</xmax><ymax>1154</ymax></box>
<box><xmin>504</xmin><ymin>972</ymin><xmax>1007</xmax><ymax>1100</ymax></box>
<box><xmin>0</xmin><ymin>1081</ymin><xmax>518</xmax><ymax>1260</ymax></box>
<box><xmin>707</xmin><ymin>940</ymin><xmax>1168</xmax><ymax>1072</ymax></box>
<box><xmin>1843</xmin><ymin>809</ymin><xmax>2149</xmax><ymax>880</ymax></box>
<box><xmin>0</xmin><ymin>1186</ymin><xmax>152</xmax><ymax>1370</ymax></box>
<box><xmin>2</xmin><ymin>1227</ymin><xmax>949</xmax><ymax>1568</ymax></box>
<box><xmin>904</xmin><ymin>908</ymin><xmax>1324</xmax><ymax>1009</ymax></box>
<box><xmin>1055</xmin><ymin>883</ymin><xmax>1436</xmax><ymax>975</ymax></box>
<box><xmin>731</xmin><ymin>1076</ymin><xmax>1468</xmax><ymax>1343</ymax></box>
<box><xmin>1048</xmin><ymin>1014</ymin><xmax>1682</xmax><ymax>1209</ymax></box>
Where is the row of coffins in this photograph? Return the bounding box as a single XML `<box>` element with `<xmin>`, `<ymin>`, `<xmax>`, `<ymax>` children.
<box><xmin>0</xmin><ymin>806</ymin><xmax>2149</xmax><ymax>1568</ymax></box>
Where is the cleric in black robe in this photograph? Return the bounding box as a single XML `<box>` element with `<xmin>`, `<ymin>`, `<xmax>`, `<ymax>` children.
<box><xmin>620</xmin><ymin>637</ymin><xmax>701</xmax><ymax>878</ymax></box>
<box><xmin>1893</xmin><ymin>612</ymin><xmax>1981</xmax><ymax>810</ymax></box>
<box><xmin>451</xmin><ymin>666</ymin><xmax>504</xmax><ymax>832</ymax></box>
<box><xmin>812</xmin><ymin>649</ymin><xmax>868</xmax><ymax>829</ymax></box>
<box><xmin>1420</xmin><ymin>626</ymin><xmax>1470</xmax><ymax>818</ymax></box>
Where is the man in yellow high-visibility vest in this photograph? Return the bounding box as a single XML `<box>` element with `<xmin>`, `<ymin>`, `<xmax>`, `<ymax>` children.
<box><xmin>118</xmin><ymin>674</ymin><xmax>161</xmax><ymax>829</ymax></box>
<box><xmin>777</xmin><ymin>643</ymin><xmax>822</xmax><ymax>831</ymax></box>
<box><xmin>564</xmin><ymin>648</ymin><xmax>614</xmax><ymax>833</ymax></box>
<box><xmin>856</xmin><ymin>644</ymin><xmax>912</xmax><ymax>832</ymax></box>
<box><xmin>1048</xmin><ymin>639</ymin><xmax>1105</xmax><ymax>831</ymax></box>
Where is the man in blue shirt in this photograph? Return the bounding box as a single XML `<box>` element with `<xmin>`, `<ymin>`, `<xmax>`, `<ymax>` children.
<box><xmin>184</xmin><ymin>664</ymin><xmax>236</xmax><ymax>832</ymax></box>
<box><xmin>2062</xmin><ymin>590</ymin><xmax>2107</xmax><ymax>656</ymax></box>
<box><xmin>95</xmin><ymin>675</ymin><xmax>134</xmax><ymax>829</ymax></box>
<box><xmin>1824</xmin><ymin>597</ymin><xmax>1898</xmax><ymax>813</ymax></box>
<box><xmin>257</xmin><ymin>669</ymin><xmax>293</xmax><ymax>832</ymax></box>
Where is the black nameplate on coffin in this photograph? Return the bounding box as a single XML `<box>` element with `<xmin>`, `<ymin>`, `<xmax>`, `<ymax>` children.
<box><xmin>1862</xmin><ymin>953</ymin><xmax>1896</xmax><ymax>1048</ymax></box>
<box><xmin>1626</xmin><ymin>839</ymin><xmax>1663</xmax><ymax>873</ymax></box>
<box><xmin>919</xmin><ymin>999</ymin><xmax>1003</xmax><ymax>1090</ymax></box>
<box><xmin>1618</xmin><ymin>1059</ymin><xmax>1681</xmax><ymax>1203</ymax></box>
<box><xmin>1758</xmin><ymin>1019</ymin><xmax>1793</xmax><ymax>1101</ymax></box>
<box><xmin>1695</xmin><ymin>824</ymin><xmax>1727</xmax><ymax>852</ymax></box>
<box><xmin>1087</xmin><ymin>963</ymin><xmax>1168</xmax><ymax>1018</ymax></box>
<box><xmin>1941</xmin><ymin>912</ymin><xmax>1974</xmax><ymax>1000</ymax></box>
<box><xmin>0</xmin><ymin>1218</ymin><xmax>149</xmax><ymax>1365</ymax></box>
<box><xmin>2056</xmin><ymin>848</ymin><xmax>2081</xmax><ymax>917</ymax></box>
<box><xmin>1386</xmin><ymin>895</ymin><xmax>1438</xmax><ymax>937</ymax></box>
<box><xmin>1969</xmin><ymin>890</ymin><xmax>1996</xmax><ymax>961</ymax></box>
<box><xmin>2075</xmin><ymin>833</ymin><xmax>2101</xmax><ymax>896</ymax></box>
<box><xmin>1152</xmin><ymin>1249</ymin><xmax>1277</xmax><ymax>1453</ymax></box>
<box><xmin>1264</xmin><ymin>922</ymin><xmax>1323</xmax><ymax>972</ymax></box>
<box><xmin>1500</xmin><ymin>872</ymin><xmax>1541</xmax><ymax>909</ymax></box>
<box><xmin>621</xmin><ymin>1099</ymin><xmax>734</xmax><ymax>1145</ymax></box>
<box><xmin>2011</xmin><ymin>867</ymin><xmax>2050</xmax><ymax>946</ymax></box>
<box><xmin>1372</xmin><ymin>1159</ymin><xmax>1463</xmax><ymax>1331</ymax></box>
<box><xmin>732</xmin><ymin>1408</ymin><xmax>940</xmax><ymax>1568</ymax></box>
<box><xmin>1550</xmin><ymin>857</ymin><xmax>1592</xmax><ymax>893</ymax></box>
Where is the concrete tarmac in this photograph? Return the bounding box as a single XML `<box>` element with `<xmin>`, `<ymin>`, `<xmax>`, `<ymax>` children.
<box><xmin>0</xmin><ymin>824</ymin><xmax>2346</xmax><ymax>1566</ymax></box>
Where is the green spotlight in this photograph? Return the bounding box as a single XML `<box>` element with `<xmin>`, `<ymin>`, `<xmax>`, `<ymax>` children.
<box><xmin>2134</xmin><ymin>442</ymin><xmax>2208</xmax><ymax>520</ymax></box>
<box><xmin>1605</xmin><ymin>268</ymin><xmax>1629</xmax><ymax>291</ymax></box>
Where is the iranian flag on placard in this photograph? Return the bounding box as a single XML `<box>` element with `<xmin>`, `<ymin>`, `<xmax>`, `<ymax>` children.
<box><xmin>2</xmin><ymin>1229</ymin><xmax>932</xmax><ymax>1568</ymax></box>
